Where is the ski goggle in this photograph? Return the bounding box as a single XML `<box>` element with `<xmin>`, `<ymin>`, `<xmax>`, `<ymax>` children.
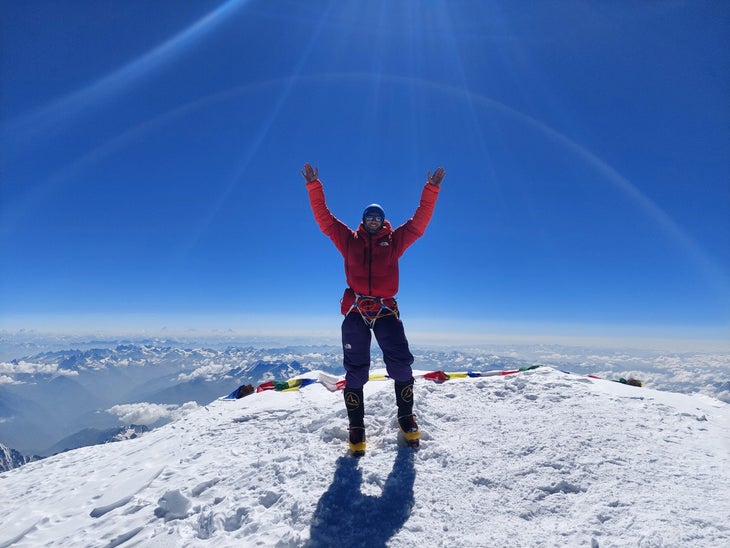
<box><xmin>365</xmin><ymin>215</ymin><xmax>383</xmax><ymax>222</ymax></box>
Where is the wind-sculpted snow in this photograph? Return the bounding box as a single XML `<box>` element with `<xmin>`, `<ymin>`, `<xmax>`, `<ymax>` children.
<box><xmin>0</xmin><ymin>367</ymin><xmax>728</xmax><ymax>547</ymax></box>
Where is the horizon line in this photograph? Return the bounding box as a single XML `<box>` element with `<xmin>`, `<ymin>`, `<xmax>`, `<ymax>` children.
<box><xmin>1</xmin><ymin>314</ymin><xmax>728</xmax><ymax>353</ymax></box>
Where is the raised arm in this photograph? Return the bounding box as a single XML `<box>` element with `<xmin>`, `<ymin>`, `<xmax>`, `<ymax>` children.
<box><xmin>303</xmin><ymin>163</ymin><xmax>351</xmax><ymax>255</ymax></box>
<box><xmin>393</xmin><ymin>167</ymin><xmax>445</xmax><ymax>254</ymax></box>
<box><xmin>411</xmin><ymin>167</ymin><xmax>445</xmax><ymax>231</ymax></box>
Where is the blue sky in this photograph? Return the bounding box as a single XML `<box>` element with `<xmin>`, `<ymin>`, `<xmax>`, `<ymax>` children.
<box><xmin>1</xmin><ymin>0</ymin><xmax>728</xmax><ymax>342</ymax></box>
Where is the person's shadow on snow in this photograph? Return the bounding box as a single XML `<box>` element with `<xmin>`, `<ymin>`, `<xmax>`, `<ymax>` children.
<box><xmin>307</xmin><ymin>449</ymin><xmax>416</xmax><ymax>547</ymax></box>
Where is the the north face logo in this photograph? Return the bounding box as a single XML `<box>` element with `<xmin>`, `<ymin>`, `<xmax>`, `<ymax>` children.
<box><xmin>379</xmin><ymin>241</ymin><xmax>389</xmax><ymax>246</ymax></box>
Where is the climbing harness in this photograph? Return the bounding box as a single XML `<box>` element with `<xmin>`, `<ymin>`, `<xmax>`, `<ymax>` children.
<box><xmin>346</xmin><ymin>292</ymin><xmax>399</xmax><ymax>327</ymax></box>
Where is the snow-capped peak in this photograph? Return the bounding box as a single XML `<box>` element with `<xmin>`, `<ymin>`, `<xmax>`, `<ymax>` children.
<box><xmin>1</xmin><ymin>366</ymin><xmax>728</xmax><ymax>546</ymax></box>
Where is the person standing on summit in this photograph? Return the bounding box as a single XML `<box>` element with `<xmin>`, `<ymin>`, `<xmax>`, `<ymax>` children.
<box><xmin>303</xmin><ymin>163</ymin><xmax>445</xmax><ymax>456</ymax></box>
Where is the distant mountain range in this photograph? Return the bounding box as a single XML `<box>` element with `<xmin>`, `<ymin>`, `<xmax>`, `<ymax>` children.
<box><xmin>0</xmin><ymin>344</ymin><xmax>345</xmax><ymax>457</ymax></box>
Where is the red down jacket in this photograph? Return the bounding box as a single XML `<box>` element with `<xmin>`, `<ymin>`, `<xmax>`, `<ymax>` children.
<box><xmin>307</xmin><ymin>179</ymin><xmax>440</xmax><ymax>312</ymax></box>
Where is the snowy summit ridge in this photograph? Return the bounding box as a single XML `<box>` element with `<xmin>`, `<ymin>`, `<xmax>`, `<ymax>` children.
<box><xmin>1</xmin><ymin>366</ymin><xmax>729</xmax><ymax>547</ymax></box>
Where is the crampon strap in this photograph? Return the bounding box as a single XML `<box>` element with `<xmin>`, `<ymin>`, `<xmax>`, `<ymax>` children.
<box><xmin>349</xmin><ymin>293</ymin><xmax>399</xmax><ymax>326</ymax></box>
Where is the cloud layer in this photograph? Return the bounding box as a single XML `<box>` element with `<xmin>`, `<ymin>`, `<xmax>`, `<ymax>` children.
<box><xmin>107</xmin><ymin>402</ymin><xmax>199</xmax><ymax>426</ymax></box>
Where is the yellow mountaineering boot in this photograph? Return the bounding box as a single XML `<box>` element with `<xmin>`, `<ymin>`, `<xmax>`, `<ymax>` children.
<box><xmin>398</xmin><ymin>414</ymin><xmax>420</xmax><ymax>449</ymax></box>
<box><xmin>348</xmin><ymin>426</ymin><xmax>366</xmax><ymax>457</ymax></box>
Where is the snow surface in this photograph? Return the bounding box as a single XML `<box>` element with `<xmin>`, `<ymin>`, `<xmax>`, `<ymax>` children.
<box><xmin>1</xmin><ymin>366</ymin><xmax>728</xmax><ymax>547</ymax></box>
